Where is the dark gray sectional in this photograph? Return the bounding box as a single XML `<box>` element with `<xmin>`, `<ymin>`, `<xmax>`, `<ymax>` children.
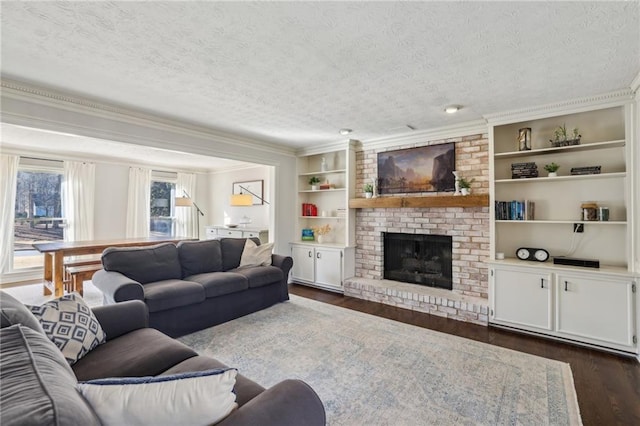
<box><xmin>92</xmin><ymin>238</ymin><xmax>292</xmax><ymax>337</ymax></box>
<box><xmin>0</xmin><ymin>292</ymin><xmax>325</xmax><ymax>426</ymax></box>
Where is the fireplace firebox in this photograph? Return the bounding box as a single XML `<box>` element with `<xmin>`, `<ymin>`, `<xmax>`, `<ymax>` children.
<box><xmin>383</xmin><ymin>232</ymin><xmax>452</xmax><ymax>290</ymax></box>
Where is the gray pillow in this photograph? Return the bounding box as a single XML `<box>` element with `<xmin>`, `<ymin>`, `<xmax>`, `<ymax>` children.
<box><xmin>177</xmin><ymin>240</ymin><xmax>223</xmax><ymax>277</ymax></box>
<box><xmin>0</xmin><ymin>291</ymin><xmax>45</xmax><ymax>334</ymax></box>
<box><xmin>102</xmin><ymin>243</ymin><xmax>182</xmax><ymax>284</ymax></box>
<box><xmin>0</xmin><ymin>324</ymin><xmax>100</xmax><ymax>425</ymax></box>
<box><xmin>220</xmin><ymin>238</ymin><xmax>261</xmax><ymax>271</ymax></box>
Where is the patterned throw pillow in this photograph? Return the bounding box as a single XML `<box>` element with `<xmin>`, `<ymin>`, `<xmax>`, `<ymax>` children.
<box><xmin>29</xmin><ymin>293</ymin><xmax>106</xmax><ymax>365</ymax></box>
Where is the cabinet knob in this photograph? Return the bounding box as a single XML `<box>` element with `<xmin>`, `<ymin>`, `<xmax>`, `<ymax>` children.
<box><xmin>317</xmin><ymin>252</ymin><xmax>321</xmax><ymax>259</ymax></box>
<box><xmin>564</xmin><ymin>280</ymin><xmax>568</xmax><ymax>291</ymax></box>
<box><xmin>308</xmin><ymin>251</ymin><xmax>312</xmax><ymax>257</ymax></box>
<box><xmin>540</xmin><ymin>278</ymin><xmax>544</xmax><ymax>289</ymax></box>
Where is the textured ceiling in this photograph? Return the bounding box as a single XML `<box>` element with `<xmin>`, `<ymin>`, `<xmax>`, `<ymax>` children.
<box><xmin>1</xmin><ymin>1</ymin><xmax>639</xmax><ymax>150</ymax></box>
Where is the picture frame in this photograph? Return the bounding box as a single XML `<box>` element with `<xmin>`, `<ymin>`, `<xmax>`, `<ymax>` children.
<box><xmin>377</xmin><ymin>143</ymin><xmax>456</xmax><ymax>194</ymax></box>
<box><xmin>232</xmin><ymin>180</ymin><xmax>264</xmax><ymax>205</ymax></box>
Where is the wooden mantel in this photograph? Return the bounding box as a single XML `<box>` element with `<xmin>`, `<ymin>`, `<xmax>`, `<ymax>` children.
<box><xmin>349</xmin><ymin>194</ymin><xmax>489</xmax><ymax>209</ymax></box>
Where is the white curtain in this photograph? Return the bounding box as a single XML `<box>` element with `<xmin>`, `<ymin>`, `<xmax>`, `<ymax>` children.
<box><xmin>0</xmin><ymin>154</ymin><xmax>19</xmax><ymax>274</ymax></box>
<box><xmin>62</xmin><ymin>161</ymin><xmax>96</xmax><ymax>242</ymax></box>
<box><xmin>126</xmin><ymin>167</ymin><xmax>151</xmax><ymax>238</ymax></box>
<box><xmin>175</xmin><ymin>172</ymin><xmax>197</xmax><ymax>238</ymax></box>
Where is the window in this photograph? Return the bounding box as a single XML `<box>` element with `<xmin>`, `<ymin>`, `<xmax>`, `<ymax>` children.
<box><xmin>13</xmin><ymin>168</ymin><xmax>64</xmax><ymax>270</ymax></box>
<box><xmin>150</xmin><ymin>180</ymin><xmax>176</xmax><ymax>236</ymax></box>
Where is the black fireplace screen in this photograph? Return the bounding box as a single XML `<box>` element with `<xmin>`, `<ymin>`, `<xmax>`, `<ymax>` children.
<box><xmin>383</xmin><ymin>233</ymin><xmax>452</xmax><ymax>290</ymax></box>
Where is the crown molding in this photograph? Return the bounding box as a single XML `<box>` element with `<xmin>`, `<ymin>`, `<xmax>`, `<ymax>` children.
<box><xmin>631</xmin><ymin>70</ymin><xmax>640</xmax><ymax>97</ymax></box>
<box><xmin>485</xmin><ymin>89</ymin><xmax>635</xmax><ymax>125</ymax></box>
<box><xmin>361</xmin><ymin>120</ymin><xmax>488</xmax><ymax>151</ymax></box>
<box><xmin>0</xmin><ymin>77</ymin><xmax>297</xmax><ymax>161</ymax></box>
<box><xmin>295</xmin><ymin>138</ymin><xmax>361</xmax><ymax>157</ymax></box>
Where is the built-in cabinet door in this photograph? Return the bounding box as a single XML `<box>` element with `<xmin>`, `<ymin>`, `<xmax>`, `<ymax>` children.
<box><xmin>315</xmin><ymin>248</ymin><xmax>342</xmax><ymax>289</ymax></box>
<box><xmin>491</xmin><ymin>267</ymin><xmax>552</xmax><ymax>331</ymax></box>
<box><xmin>291</xmin><ymin>245</ymin><xmax>315</xmax><ymax>283</ymax></box>
<box><xmin>556</xmin><ymin>273</ymin><xmax>635</xmax><ymax>347</ymax></box>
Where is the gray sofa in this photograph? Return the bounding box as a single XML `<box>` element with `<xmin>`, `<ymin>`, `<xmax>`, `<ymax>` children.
<box><xmin>0</xmin><ymin>291</ymin><xmax>325</xmax><ymax>426</ymax></box>
<box><xmin>92</xmin><ymin>238</ymin><xmax>292</xmax><ymax>337</ymax></box>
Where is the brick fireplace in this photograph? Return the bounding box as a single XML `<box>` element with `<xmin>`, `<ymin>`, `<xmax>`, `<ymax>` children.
<box><xmin>344</xmin><ymin>134</ymin><xmax>491</xmax><ymax>325</ymax></box>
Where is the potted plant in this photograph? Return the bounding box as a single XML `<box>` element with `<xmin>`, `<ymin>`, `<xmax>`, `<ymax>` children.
<box><xmin>458</xmin><ymin>177</ymin><xmax>475</xmax><ymax>195</ymax></box>
<box><xmin>363</xmin><ymin>183</ymin><xmax>374</xmax><ymax>198</ymax></box>
<box><xmin>544</xmin><ymin>162</ymin><xmax>559</xmax><ymax>177</ymax></box>
<box><xmin>309</xmin><ymin>176</ymin><xmax>321</xmax><ymax>190</ymax></box>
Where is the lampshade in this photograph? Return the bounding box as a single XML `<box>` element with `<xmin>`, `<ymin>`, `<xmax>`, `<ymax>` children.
<box><xmin>175</xmin><ymin>197</ymin><xmax>193</xmax><ymax>207</ymax></box>
<box><xmin>230</xmin><ymin>194</ymin><xmax>252</xmax><ymax>206</ymax></box>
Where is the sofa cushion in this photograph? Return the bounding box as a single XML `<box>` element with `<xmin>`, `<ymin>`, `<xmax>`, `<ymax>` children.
<box><xmin>77</xmin><ymin>368</ymin><xmax>237</xmax><ymax>426</ymax></box>
<box><xmin>72</xmin><ymin>327</ymin><xmax>198</xmax><ymax>381</ymax></box>
<box><xmin>102</xmin><ymin>243</ymin><xmax>182</xmax><ymax>284</ymax></box>
<box><xmin>239</xmin><ymin>239</ymin><xmax>274</xmax><ymax>268</ymax></box>
<box><xmin>177</xmin><ymin>239</ymin><xmax>223</xmax><ymax>277</ymax></box>
<box><xmin>231</xmin><ymin>266</ymin><xmax>284</xmax><ymax>289</ymax></box>
<box><xmin>221</xmin><ymin>237</ymin><xmax>260</xmax><ymax>271</ymax></box>
<box><xmin>186</xmin><ymin>272</ymin><xmax>249</xmax><ymax>298</ymax></box>
<box><xmin>28</xmin><ymin>293</ymin><xmax>106</xmax><ymax>365</ymax></box>
<box><xmin>0</xmin><ymin>325</ymin><xmax>100</xmax><ymax>426</ymax></box>
<box><xmin>162</xmin><ymin>355</ymin><xmax>265</xmax><ymax>408</ymax></box>
<box><xmin>143</xmin><ymin>279</ymin><xmax>206</xmax><ymax>313</ymax></box>
<box><xmin>0</xmin><ymin>291</ymin><xmax>45</xmax><ymax>334</ymax></box>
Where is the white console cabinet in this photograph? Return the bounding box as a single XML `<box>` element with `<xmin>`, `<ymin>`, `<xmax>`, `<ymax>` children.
<box><xmin>290</xmin><ymin>243</ymin><xmax>354</xmax><ymax>292</ymax></box>
<box><xmin>555</xmin><ymin>271</ymin><xmax>635</xmax><ymax>349</ymax></box>
<box><xmin>205</xmin><ymin>226</ymin><xmax>268</xmax><ymax>243</ymax></box>
<box><xmin>489</xmin><ymin>262</ymin><xmax>637</xmax><ymax>353</ymax></box>
<box><xmin>491</xmin><ymin>265</ymin><xmax>553</xmax><ymax>332</ymax></box>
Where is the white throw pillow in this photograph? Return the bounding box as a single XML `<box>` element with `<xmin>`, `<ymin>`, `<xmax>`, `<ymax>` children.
<box><xmin>238</xmin><ymin>239</ymin><xmax>273</xmax><ymax>268</ymax></box>
<box><xmin>28</xmin><ymin>292</ymin><xmax>106</xmax><ymax>365</ymax></box>
<box><xmin>77</xmin><ymin>368</ymin><xmax>238</xmax><ymax>426</ymax></box>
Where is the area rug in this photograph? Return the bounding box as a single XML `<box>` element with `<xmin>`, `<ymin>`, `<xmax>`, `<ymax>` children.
<box><xmin>180</xmin><ymin>295</ymin><xmax>581</xmax><ymax>425</ymax></box>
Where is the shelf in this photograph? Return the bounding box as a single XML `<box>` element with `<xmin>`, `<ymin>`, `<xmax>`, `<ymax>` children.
<box><xmin>299</xmin><ymin>188</ymin><xmax>346</xmax><ymax>193</ymax></box>
<box><xmin>495</xmin><ymin>172</ymin><xmax>625</xmax><ymax>184</ymax></box>
<box><xmin>495</xmin><ymin>220</ymin><xmax>626</xmax><ymax>225</ymax></box>
<box><xmin>485</xmin><ymin>258</ymin><xmax>631</xmax><ymax>276</ymax></box>
<box><xmin>494</xmin><ymin>140</ymin><xmax>625</xmax><ymax>158</ymax></box>
<box><xmin>298</xmin><ymin>169</ymin><xmax>346</xmax><ymax>176</ymax></box>
<box><xmin>349</xmin><ymin>194</ymin><xmax>489</xmax><ymax>208</ymax></box>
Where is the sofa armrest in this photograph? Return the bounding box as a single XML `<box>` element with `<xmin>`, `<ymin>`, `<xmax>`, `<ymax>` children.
<box><xmin>217</xmin><ymin>379</ymin><xmax>325</xmax><ymax>426</ymax></box>
<box><xmin>91</xmin><ymin>269</ymin><xmax>144</xmax><ymax>304</ymax></box>
<box><xmin>91</xmin><ymin>300</ymin><xmax>149</xmax><ymax>341</ymax></box>
<box><xmin>272</xmin><ymin>254</ymin><xmax>293</xmax><ymax>276</ymax></box>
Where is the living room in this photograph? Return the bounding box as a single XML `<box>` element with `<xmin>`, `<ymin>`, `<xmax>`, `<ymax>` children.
<box><xmin>1</xmin><ymin>2</ymin><xmax>639</xmax><ymax>425</ymax></box>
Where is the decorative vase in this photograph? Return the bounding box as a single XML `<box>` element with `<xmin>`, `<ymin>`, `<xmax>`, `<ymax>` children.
<box><xmin>316</xmin><ymin>234</ymin><xmax>324</xmax><ymax>244</ymax></box>
<box><xmin>311</xmin><ymin>185</ymin><xmax>319</xmax><ymax>191</ymax></box>
<box><xmin>365</xmin><ymin>192</ymin><xmax>373</xmax><ymax>199</ymax></box>
<box><xmin>461</xmin><ymin>188</ymin><xmax>470</xmax><ymax>196</ymax></box>
<box><xmin>452</xmin><ymin>171</ymin><xmax>461</xmax><ymax>196</ymax></box>
<box><xmin>548</xmin><ymin>172</ymin><xmax>557</xmax><ymax>178</ymax></box>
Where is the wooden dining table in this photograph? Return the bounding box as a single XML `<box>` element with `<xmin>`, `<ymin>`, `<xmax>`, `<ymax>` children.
<box><xmin>32</xmin><ymin>236</ymin><xmax>197</xmax><ymax>297</ymax></box>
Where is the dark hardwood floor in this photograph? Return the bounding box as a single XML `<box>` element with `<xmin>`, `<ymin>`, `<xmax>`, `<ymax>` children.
<box><xmin>289</xmin><ymin>284</ymin><xmax>640</xmax><ymax>426</ymax></box>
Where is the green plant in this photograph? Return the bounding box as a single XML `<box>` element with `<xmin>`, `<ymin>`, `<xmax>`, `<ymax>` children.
<box><xmin>308</xmin><ymin>176</ymin><xmax>321</xmax><ymax>185</ymax></box>
<box><xmin>458</xmin><ymin>177</ymin><xmax>475</xmax><ymax>189</ymax></box>
<box><xmin>544</xmin><ymin>162</ymin><xmax>560</xmax><ymax>173</ymax></box>
<box><xmin>363</xmin><ymin>183</ymin><xmax>374</xmax><ymax>193</ymax></box>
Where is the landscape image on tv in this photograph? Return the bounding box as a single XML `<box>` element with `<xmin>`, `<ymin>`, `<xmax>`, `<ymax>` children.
<box><xmin>377</xmin><ymin>143</ymin><xmax>455</xmax><ymax>194</ymax></box>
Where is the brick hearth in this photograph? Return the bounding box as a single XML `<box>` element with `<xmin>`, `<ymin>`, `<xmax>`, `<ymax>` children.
<box><xmin>348</xmin><ymin>134</ymin><xmax>490</xmax><ymax>325</ymax></box>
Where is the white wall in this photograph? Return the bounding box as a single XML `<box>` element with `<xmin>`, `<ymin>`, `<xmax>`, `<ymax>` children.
<box><xmin>208</xmin><ymin>165</ymin><xmax>271</xmax><ymax>229</ymax></box>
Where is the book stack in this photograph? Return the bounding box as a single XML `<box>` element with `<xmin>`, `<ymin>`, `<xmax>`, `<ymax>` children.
<box><xmin>301</xmin><ymin>229</ymin><xmax>314</xmax><ymax>241</ymax></box>
<box><xmin>302</xmin><ymin>203</ymin><xmax>318</xmax><ymax>216</ymax></box>
<box><xmin>495</xmin><ymin>200</ymin><xmax>535</xmax><ymax>221</ymax></box>
<box><xmin>336</xmin><ymin>208</ymin><xmax>347</xmax><ymax>218</ymax></box>
<box><xmin>511</xmin><ymin>162</ymin><xmax>538</xmax><ymax>179</ymax></box>
<box><xmin>570</xmin><ymin>166</ymin><xmax>601</xmax><ymax>175</ymax></box>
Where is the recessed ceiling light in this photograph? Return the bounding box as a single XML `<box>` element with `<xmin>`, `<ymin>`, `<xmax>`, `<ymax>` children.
<box><xmin>444</xmin><ymin>105</ymin><xmax>462</xmax><ymax>114</ymax></box>
<box><xmin>339</xmin><ymin>128</ymin><xmax>352</xmax><ymax>135</ymax></box>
